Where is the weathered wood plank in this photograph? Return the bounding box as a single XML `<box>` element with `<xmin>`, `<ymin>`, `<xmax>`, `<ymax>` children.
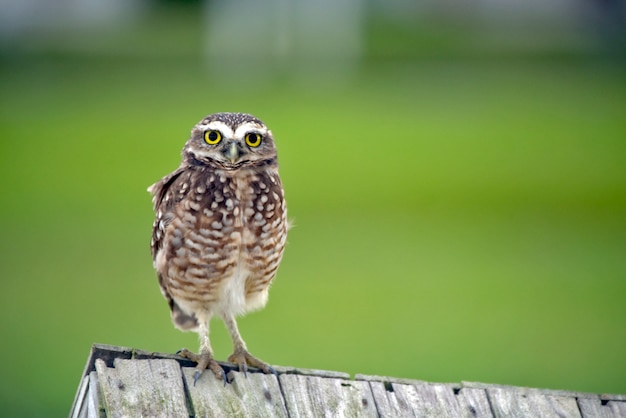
<box><xmin>369</xmin><ymin>381</ymin><xmax>492</xmax><ymax>418</ymax></box>
<box><xmin>276</xmin><ymin>365</ymin><xmax>351</xmax><ymax>379</ymax></box>
<box><xmin>280</xmin><ymin>374</ymin><xmax>377</xmax><ymax>417</ymax></box>
<box><xmin>72</xmin><ymin>371</ymin><xmax>104</xmax><ymax>418</ymax></box>
<box><xmin>610</xmin><ymin>401</ymin><xmax>626</xmax><ymax>415</ymax></box>
<box><xmin>86</xmin><ymin>371</ymin><xmax>105</xmax><ymax>418</ymax></box>
<box><xmin>368</xmin><ymin>380</ymin><xmax>416</xmax><ymax>416</ymax></box>
<box><xmin>464</xmin><ymin>381</ymin><xmax>600</xmax><ymax>400</ymax></box>
<box><xmin>71</xmin><ymin>344</ymin><xmax>626</xmax><ymax>418</ymax></box>
<box><xmin>578</xmin><ymin>398</ymin><xmax>626</xmax><ymax>418</ymax></box>
<box><xmin>95</xmin><ymin>358</ymin><xmax>188</xmax><ymax>417</ymax></box>
<box><xmin>455</xmin><ymin>387</ymin><xmax>493</xmax><ymax>418</ymax></box>
<box><xmin>355</xmin><ymin>373</ymin><xmax>432</xmax><ymax>386</ymax></box>
<box><xmin>183</xmin><ymin>368</ymin><xmax>288</xmax><ymax>418</ymax></box>
<box><xmin>601</xmin><ymin>394</ymin><xmax>626</xmax><ymax>402</ymax></box>
<box><xmin>487</xmin><ymin>386</ymin><xmax>581</xmax><ymax>418</ymax></box>
<box><xmin>71</xmin><ymin>374</ymin><xmax>90</xmax><ymax>418</ymax></box>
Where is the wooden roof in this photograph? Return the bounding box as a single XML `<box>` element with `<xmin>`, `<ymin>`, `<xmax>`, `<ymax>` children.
<box><xmin>71</xmin><ymin>344</ymin><xmax>625</xmax><ymax>417</ymax></box>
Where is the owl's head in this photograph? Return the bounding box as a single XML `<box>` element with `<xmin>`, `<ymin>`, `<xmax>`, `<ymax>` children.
<box><xmin>182</xmin><ymin>112</ymin><xmax>278</xmax><ymax>170</ymax></box>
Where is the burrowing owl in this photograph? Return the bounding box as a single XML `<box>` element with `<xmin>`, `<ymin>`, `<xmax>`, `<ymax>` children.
<box><xmin>148</xmin><ymin>112</ymin><xmax>288</xmax><ymax>383</ymax></box>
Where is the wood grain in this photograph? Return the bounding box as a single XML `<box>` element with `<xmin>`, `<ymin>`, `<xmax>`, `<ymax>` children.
<box><xmin>70</xmin><ymin>344</ymin><xmax>626</xmax><ymax>418</ymax></box>
<box><xmin>183</xmin><ymin>368</ymin><xmax>288</xmax><ymax>418</ymax></box>
<box><xmin>280</xmin><ymin>374</ymin><xmax>377</xmax><ymax>417</ymax></box>
<box><xmin>95</xmin><ymin>358</ymin><xmax>188</xmax><ymax>417</ymax></box>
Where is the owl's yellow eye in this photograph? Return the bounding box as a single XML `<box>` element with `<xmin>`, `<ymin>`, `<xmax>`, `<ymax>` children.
<box><xmin>204</xmin><ymin>130</ymin><xmax>222</xmax><ymax>145</ymax></box>
<box><xmin>245</xmin><ymin>133</ymin><xmax>262</xmax><ymax>148</ymax></box>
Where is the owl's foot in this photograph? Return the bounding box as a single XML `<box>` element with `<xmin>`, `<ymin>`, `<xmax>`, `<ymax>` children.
<box><xmin>177</xmin><ymin>348</ymin><xmax>227</xmax><ymax>386</ymax></box>
<box><xmin>228</xmin><ymin>349</ymin><xmax>276</xmax><ymax>377</ymax></box>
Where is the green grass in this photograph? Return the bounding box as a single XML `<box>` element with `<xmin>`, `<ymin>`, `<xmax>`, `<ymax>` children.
<box><xmin>0</xmin><ymin>54</ymin><xmax>624</xmax><ymax>416</ymax></box>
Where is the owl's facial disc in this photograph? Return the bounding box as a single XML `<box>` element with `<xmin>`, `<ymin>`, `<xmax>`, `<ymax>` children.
<box><xmin>187</xmin><ymin>118</ymin><xmax>272</xmax><ymax>169</ymax></box>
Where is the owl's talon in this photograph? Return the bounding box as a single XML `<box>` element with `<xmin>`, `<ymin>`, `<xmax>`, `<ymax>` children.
<box><xmin>177</xmin><ymin>348</ymin><xmax>200</xmax><ymax>362</ymax></box>
<box><xmin>191</xmin><ymin>367</ymin><xmax>226</xmax><ymax>386</ymax></box>
<box><xmin>208</xmin><ymin>360</ymin><xmax>227</xmax><ymax>384</ymax></box>
<box><xmin>177</xmin><ymin>349</ymin><xmax>226</xmax><ymax>384</ymax></box>
<box><xmin>228</xmin><ymin>349</ymin><xmax>272</xmax><ymax>376</ymax></box>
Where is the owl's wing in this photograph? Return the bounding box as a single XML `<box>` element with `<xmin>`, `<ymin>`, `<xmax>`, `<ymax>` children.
<box><xmin>148</xmin><ymin>168</ymin><xmax>200</xmax><ymax>330</ymax></box>
<box><xmin>147</xmin><ymin>168</ymin><xmax>186</xmax><ymax>260</ymax></box>
<box><xmin>148</xmin><ymin>168</ymin><xmax>185</xmax><ymax>210</ymax></box>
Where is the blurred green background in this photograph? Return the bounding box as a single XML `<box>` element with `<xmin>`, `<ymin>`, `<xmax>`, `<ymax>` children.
<box><xmin>1</xmin><ymin>0</ymin><xmax>625</xmax><ymax>415</ymax></box>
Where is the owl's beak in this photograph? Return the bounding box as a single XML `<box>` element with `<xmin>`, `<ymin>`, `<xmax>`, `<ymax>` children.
<box><xmin>224</xmin><ymin>142</ymin><xmax>240</xmax><ymax>163</ymax></box>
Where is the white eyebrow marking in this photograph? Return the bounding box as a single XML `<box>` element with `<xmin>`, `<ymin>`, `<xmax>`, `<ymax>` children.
<box><xmin>234</xmin><ymin>122</ymin><xmax>268</xmax><ymax>139</ymax></box>
<box><xmin>200</xmin><ymin>121</ymin><xmax>234</xmax><ymax>138</ymax></box>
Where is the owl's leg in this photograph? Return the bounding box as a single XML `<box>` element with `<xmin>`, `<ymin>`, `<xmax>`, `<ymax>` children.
<box><xmin>177</xmin><ymin>319</ymin><xmax>226</xmax><ymax>385</ymax></box>
<box><xmin>223</xmin><ymin>313</ymin><xmax>275</xmax><ymax>376</ymax></box>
